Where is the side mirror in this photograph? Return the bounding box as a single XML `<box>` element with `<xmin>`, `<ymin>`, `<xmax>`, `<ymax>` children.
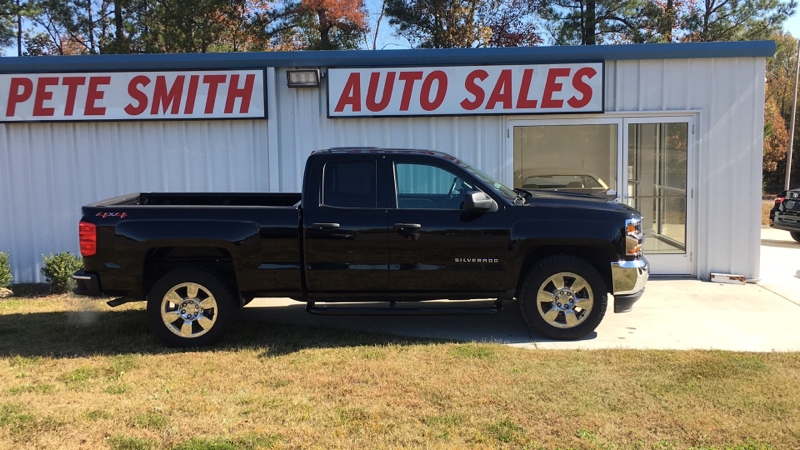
<box><xmin>606</xmin><ymin>189</ymin><xmax>617</xmax><ymax>200</ymax></box>
<box><xmin>465</xmin><ymin>191</ymin><xmax>497</xmax><ymax>212</ymax></box>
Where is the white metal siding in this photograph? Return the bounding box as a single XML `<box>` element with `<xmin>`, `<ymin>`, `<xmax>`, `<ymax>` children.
<box><xmin>0</xmin><ymin>57</ymin><xmax>765</xmax><ymax>282</ymax></box>
<box><xmin>0</xmin><ymin>120</ymin><xmax>271</xmax><ymax>282</ymax></box>
<box><xmin>606</xmin><ymin>58</ymin><xmax>765</xmax><ymax>280</ymax></box>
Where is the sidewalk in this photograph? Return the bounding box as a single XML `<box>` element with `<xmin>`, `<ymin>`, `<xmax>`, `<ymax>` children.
<box><xmin>244</xmin><ymin>228</ymin><xmax>800</xmax><ymax>352</ymax></box>
<box><xmin>758</xmin><ymin>226</ymin><xmax>800</xmax><ymax>307</ymax></box>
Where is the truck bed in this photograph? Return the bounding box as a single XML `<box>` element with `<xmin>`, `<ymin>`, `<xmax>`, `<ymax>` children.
<box><xmin>89</xmin><ymin>192</ymin><xmax>302</xmax><ymax>208</ymax></box>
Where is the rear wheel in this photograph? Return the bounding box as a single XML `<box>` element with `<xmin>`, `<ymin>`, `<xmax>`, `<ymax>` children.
<box><xmin>791</xmin><ymin>231</ymin><xmax>800</xmax><ymax>243</ymax></box>
<box><xmin>147</xmin><ymin>268</ymin><xmax>236</xmax><ymax>347</ymax></box>
<box><xmin>518</xmin><ymin>255</ymin><xmax>608</xmax><ymax>340</ymax></box>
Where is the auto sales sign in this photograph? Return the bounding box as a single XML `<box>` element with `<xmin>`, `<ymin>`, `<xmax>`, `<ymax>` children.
<box><xmin>0</xmin><ymin>69</ymin><xmax>265</xmax><ymax>122</ymax></box>
<box><xmin>328</xmin><ymin>63</ymin><xmax>603</xmax><ymax>117</ymax></box>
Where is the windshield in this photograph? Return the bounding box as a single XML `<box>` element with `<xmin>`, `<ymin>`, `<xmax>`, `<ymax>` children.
<box><xmin>460</xmin><ymin>163</ymin><xmax>517</xmax><ymax>202</ymax></box>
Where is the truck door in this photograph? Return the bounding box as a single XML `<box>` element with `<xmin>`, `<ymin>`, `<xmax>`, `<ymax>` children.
<box><xmin>386</xmin><ymin>157</ymin><xmax>508</xmax><ymax>293</ymax></box>
<box><xmin>303</xmin><ymin>156</ymin><xmax>389</xmax><ymax>292</ymax></box>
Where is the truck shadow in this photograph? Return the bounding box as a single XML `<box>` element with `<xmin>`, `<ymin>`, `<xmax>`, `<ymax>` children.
<box><xmin>761</xmin><ymin>238</ymin><xmax>800</xmax><ymax>249</ymax></box>
<box><xmin>0</xmin><ymin>300</ymin><xmax>597</xmax><ymax>359</ymax></box>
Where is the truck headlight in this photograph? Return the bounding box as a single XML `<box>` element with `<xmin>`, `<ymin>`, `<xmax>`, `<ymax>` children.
<box><xmin>624</xmin><ymin>218</ymin><xmax>643</xmax><ymax>259</ymax></box>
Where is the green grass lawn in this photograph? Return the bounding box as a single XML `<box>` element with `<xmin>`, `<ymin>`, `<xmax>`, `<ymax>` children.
<box><xmin>1</xmin><ymin>295</ymin><xmax>799</xmax><ymax>449</ymax></box>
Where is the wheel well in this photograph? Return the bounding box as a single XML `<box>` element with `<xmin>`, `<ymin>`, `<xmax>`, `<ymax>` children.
<box><xmin>515</xmin><ymin>246</ymin><xmax>614</xmax><ymax>298</ymax></box>
<box><xmin>142</xmin><ymin>247</ymin><xmax>237</xmax><ymax>298</ymax></box>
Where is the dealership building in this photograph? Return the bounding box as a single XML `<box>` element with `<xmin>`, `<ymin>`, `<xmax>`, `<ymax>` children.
<box><xmin>0</xmin><ymin>41</ymin><xmax>773</xmax><ymax>283</ymax></box>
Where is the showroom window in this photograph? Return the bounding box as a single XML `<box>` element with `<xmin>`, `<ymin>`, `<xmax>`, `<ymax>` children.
<box><xmin>512</xmin><ymin>124</ymin><xmax>617</xmax><ymax>199</ymax></box>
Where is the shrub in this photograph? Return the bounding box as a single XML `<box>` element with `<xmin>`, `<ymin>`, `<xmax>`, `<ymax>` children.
<box><xmin>41</xmin><ymin>252</ymin><xmax>83</xmax><ymax>293</ymax></box>
<box><xmin>0</xmin><ymin>251</ymin><xmax>11</xmax><ymax>288</ymax></box>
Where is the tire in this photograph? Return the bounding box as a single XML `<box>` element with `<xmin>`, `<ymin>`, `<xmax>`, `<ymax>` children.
<box><xmin>146</xmin><ymin>267</ymin><xmax>237</xmax><ymax>347</ymax></box>
<box><xmin>791</xmin><ymin>231</ymin><xmax>800</xmax><ymax>243</ymax></box>
<box><xmin>518</xmin><ymin>255</ymin><xmax>608</xmax><ymax>341</ymax></box>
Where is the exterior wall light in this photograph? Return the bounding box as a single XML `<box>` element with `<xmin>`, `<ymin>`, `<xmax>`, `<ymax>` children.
<box><xmin>286</xmin><ymin>69</ymin><xmax>320</xmax><ymax>88</ymax></box>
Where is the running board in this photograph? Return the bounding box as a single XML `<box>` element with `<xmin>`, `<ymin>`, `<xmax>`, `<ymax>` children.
<box><xmin>306</xmin><ymin>299</ymin><xmax>503</xmax><ymax>316</ymax></box>
<box><xmin>106</xmin><ymin>297</ymin><xmax>137</xmax><ymax>307</ymax></box>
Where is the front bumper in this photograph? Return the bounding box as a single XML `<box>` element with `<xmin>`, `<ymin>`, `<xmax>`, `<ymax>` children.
<box><xmin>610</xmin><ymin>258</ymin><xmax>649</xmax><ymax>313</ymax></box>
<box><xmin>72</xmin><ymin>270</ymin><xmax>102</xmax><ymax>297</ymax></box>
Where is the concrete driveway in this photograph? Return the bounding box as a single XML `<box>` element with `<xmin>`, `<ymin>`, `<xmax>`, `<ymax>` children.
<box><xmin>244</xmin><ymin>228</ymin><xmax>800</xmax><ymax>352</ymax></box>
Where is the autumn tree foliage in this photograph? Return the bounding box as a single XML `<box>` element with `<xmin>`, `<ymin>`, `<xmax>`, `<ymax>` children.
<box><xmin>292</xmin><ymin>0</ymin><xmax>366</xmax><ymax>49</ymax></box>
<box><xmin>764</xmin><ymin>97</ymin><xmax>789</xmax><ymax>173</ymax></box>
<box><xmin>384</xmin><ymin>0</ymin><xmax>540</xmax><ymax>48</ymax></box>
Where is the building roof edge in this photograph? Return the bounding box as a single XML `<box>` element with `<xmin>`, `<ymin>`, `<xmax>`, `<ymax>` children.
<box><xmin>0</xmin><ymin>41</ymin><xmax>775</xmax><ymax>73</ymax></box>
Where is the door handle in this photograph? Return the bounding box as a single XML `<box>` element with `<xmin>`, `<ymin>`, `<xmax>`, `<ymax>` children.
<box><xmin>394</xmin><ymin>223</ymin><xmax>421</xmax><ymax>230</ymax></box>
<box><xmin>312</xmin><ymin>222</ymin><xmax>340</xmax><ymax>230</ymax></box>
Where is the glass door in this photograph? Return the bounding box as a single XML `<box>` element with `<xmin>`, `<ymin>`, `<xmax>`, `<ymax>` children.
<box><xmin>508</xmin><ymin>116</ymin><xmax>695</xmax><ymax>276</ymax></box>
<box><xmin>623</xmin><ymin>117</ymin><xmax>694</xmax><ymax>274</ymax></box>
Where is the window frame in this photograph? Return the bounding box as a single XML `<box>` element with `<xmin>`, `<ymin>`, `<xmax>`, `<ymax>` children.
<box><xmin>387</xmin><ymin>157</ymin><xmax>496</xmax><ymax>211</ymax></box>
<box><xmin>320</xmin><ymin>159</ymin><xmax>381</xmax><ymax>210</ymax></box>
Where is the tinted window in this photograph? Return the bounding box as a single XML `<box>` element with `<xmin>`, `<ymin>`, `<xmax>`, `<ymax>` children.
<box><xmin>322</xmin><ymin>161</ymin><xmax>377</xmax><ymax>208</ymax></box>
<box><xmin>395</xmin><ymin>163</ymin><xmax>474</xmax><ymax>210</ymax></box>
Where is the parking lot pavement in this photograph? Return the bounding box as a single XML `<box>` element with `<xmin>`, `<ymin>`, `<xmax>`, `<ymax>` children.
<box><xmin>243</xmin><ymin>228</ymin><xmax>800</xmax><ymax>352</ymax></box>
<box><xmin>758</xmin><ymin>226</ymin><xmax>800</xmax><ymax>307</ymax></box>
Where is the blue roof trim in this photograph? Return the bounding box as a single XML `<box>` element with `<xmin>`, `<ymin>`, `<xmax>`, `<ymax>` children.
<box><xmin>0</xmin><ymin>41</ymin><xmax>775</xmax><ymax>73</ymax></box>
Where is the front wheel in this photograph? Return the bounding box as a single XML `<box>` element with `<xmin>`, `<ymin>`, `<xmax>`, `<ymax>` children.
<box><xmin>518</xmin><ymin>255</ymin><xmax>608</xmax><ymax>340</ymax></box>
<box><xmin>791</xmin><ymin>231</ymin><xmax>800</xmax><ymax>243</ymax></box>
<box><xmin>147</xmin><ymin>268</ymin><xmax>236</xmax><ymax>347</ymax></box>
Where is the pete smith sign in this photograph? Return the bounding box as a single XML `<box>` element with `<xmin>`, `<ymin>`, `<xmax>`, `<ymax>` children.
<box><xmin>328</xmin><ymin>63</ymin><xmax>604</xmax><ymax>117</ymax></box>
<box><xmin>0</xmin><ymin>69</ymin><xmax>265</xmax><ymax>122</ymax></box>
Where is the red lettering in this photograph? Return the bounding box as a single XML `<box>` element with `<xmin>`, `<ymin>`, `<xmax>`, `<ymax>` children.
<box><xmin>85</xmin><ymin>76</ymin><xmax>111</xmax><ymax>115</ymax></box>
<box><xmin>567</xmin><ymin>67</ymin><xmax>597</xmax><ymax>109</ymax></box>
<box><xmin>460</xmin><ymin>70</ymin><xmax>488</xmax><ymax>111</ymax></box>
<box><xmin>151</xmin><ymin>75</ymin><xmax>185</xmax><ymax>115</ymax></box>
<box><xmin>124</xmin><ymin>75</ymin><xmax>151</xmax><ymax>116</ymax></box>
<box><xmin>6</xmin><ymin>78</ymin><xmax>33</xmax><ymax>117</ymax></box>
<box><xmin>516</xmin><ymin>69</ymin><xmax>538</xmax><ymax>109</ymax></box>
<box><xmin>61</xmin><ymin>77</ymin><xmax>86</xmax><ymax>116</ymax></box>
<box><xmin>420</xmin><ymin>71</ymin><xmax>447</xmax><ymax>112</ymax></box>
<box><xmin>398</xmin><ymin>72</ymin><xmax>423</xmax><ymax>111</ymax></box>
<box><xmin>334</xmin><ymin>73</ymin><xmax>362</xmax><ymax>113</ymax></box>
<box><xmin>486</xmin><ymin>70</ymin><xmax>513</xmax><ymax>110</ymax></box>
<box><xmin>224</xmin><ymin>74</ymin><xmax>255</xmax><ymax>114</ymax></box>
<box><xmin>366</xmin><ymin>72</ymin><xmax>395</xmax><ymax>112</ymax></box>
<box><xmin>32</xmin><ymin>77</ymin><xmax>59</xmax><ymax>116</ymax></box>
<box><xmin>203</xmin><ymin>75</ymin><xmax>227</xmax><ymax>114</ymax></box>
<box><xmin>542</xmin><ymin>68</ymin><xmax>570</xmax><ymax>109</ymax></box>
<box><xmin>184</xmin><ymin>75</ymin><xmax>200</xmax><ymax>114</ymax></box>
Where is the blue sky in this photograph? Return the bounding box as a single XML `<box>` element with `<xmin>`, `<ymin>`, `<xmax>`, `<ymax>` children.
<box><xmin>784</xmin><ymin>12</ymin><xmax>800</xmax><ymax>38</ymax></box>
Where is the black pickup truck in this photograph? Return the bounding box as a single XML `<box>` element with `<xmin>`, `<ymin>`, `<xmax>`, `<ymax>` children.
<box><xmin>73</xmin><ymin>148</ymin><xmax>648</xmax><ymax>346</ymax></box>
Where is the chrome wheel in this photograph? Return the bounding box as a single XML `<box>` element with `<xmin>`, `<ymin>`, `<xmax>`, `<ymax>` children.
<box><xmin>535</xmin><ymin>272</ymin><xmax>593</xmax><ymax>329</ymax></box>
<box><xmin>160</xmin><ymin>282</ymin><xmax>218</xmax><ymax>339</ymax></box>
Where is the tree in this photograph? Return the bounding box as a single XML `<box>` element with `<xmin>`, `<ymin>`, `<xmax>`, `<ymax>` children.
<box><xmin>0</xmin><ymin>0</ymin><xmax>16</xmax><ymax>49</ymax></box>
<box><xmin>541</xmin><ymin>0</ymin><xmax>641</xmax><ymax>45</ymax></box>
<box><xmin>764</xmin><ymin>97</ymin><xmax>789</xmax><ymax>174</ymax></box>
<box><xmin>681</xmin><ymin>0</ymin><xmax>795</xmax><ymax>42</ymax></box>
<box><xmin>293</xmin><ymin>0</ymin><xmax>366</xmax><ymax>49</ymax></box>
<box><xmin>385</xmin><ymin>0</ymin><xmax>539</xmax><ymax>48</ymax></box>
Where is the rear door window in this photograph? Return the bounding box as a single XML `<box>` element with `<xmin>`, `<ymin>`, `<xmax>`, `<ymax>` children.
<box><xmin>322</xmin><ymin>161</ymin><xmax>377</xmax><ymax>208</ymax></box>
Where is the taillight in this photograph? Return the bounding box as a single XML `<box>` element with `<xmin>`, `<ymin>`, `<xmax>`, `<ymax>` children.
<box><xmin>775</xmin><ymin>196</ymin><xmax>785</xmax><ymax>204</ymax></box>
<box><xmin>79</xmin><ymin>221</ymin><xmax>96</xmax><ymax>257</ymax></box>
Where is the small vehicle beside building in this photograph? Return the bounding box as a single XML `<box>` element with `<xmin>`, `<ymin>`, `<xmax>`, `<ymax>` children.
<box><xmin>770</xmin><ymin>189</ymin><xmax>800</xmax><ymax>243</ymax></box>
<box><xmin>73</xmin><ymin>148</ymin><xmax>649</xmax><ymax>347</ymax></box>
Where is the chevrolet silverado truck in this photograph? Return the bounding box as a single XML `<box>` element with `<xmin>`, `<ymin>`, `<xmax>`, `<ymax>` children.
<box><xmin>73</xmin><ymin>148</ymin><xmax>649</xmax><ymax>347</ymax></box>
